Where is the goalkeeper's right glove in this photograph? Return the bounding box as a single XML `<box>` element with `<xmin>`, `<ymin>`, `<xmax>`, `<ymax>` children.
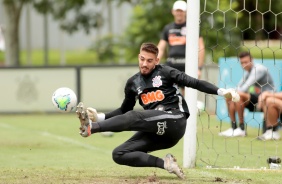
<box><xmin>217</xmin><ymin>88</ymin><xmax>240</xmax><ymax>102</ymax></box>
<box><xmin>86</xmin><ymin>107</ymin><xmax>105</xmax><ymax>122</ymax></box>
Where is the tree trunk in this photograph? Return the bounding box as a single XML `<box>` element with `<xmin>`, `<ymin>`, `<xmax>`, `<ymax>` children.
<box><xmin>2</xmin><ymin>1</ymin><xmax>22</xmax><ymax>66</ymax></box>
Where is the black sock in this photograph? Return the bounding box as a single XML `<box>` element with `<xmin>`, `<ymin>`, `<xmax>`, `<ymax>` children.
<box><xmin>231</xmin><ymin>121</ymin><xmax>237</xmax><ymax>129</ymax></box>
<box><xmin>273</xmin><ymin>125</ymin><xmax>279</xmax><ymax>132</ymax></box>
<box><xmin>156</xmin><ymin>158</ymin><xmax>165</xmax><ymax>169</ymax></box>
<box><xmin>90</xmin><ymin>122</ymin><xmax>101</xmax><ymax>134</ymax></box>
<box><xmin>239</xmin><ymin>123</ymin><xmax>245</xmax><ymax>131</ymax></box>
<box><xmin>268</xmin><ymin>125</ymin><xmax>279</xmax><ymax>132</ymax></box>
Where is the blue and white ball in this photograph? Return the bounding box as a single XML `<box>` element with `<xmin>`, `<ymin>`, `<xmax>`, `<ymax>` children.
<box><xmin>52</xmin><ymin>87</ymin><xmax>77</xmax><ymax>112</ymax></box>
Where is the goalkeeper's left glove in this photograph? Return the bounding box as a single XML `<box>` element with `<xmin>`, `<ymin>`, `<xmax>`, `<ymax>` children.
<box><xmin>217</xmin><ymin>88</ymin><xmax>240</xmax><ymax>102</ymax></box>
<box><xmin>86</xmin><ymin>107</ymin><xmax>105</xmax><ymax>122</ymax></box>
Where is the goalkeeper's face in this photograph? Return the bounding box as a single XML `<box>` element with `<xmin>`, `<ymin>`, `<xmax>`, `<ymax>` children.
<box><xmin>138</xmin><ymin>51</ymin><xmax>159</xmax><ymax>76</ymax></box>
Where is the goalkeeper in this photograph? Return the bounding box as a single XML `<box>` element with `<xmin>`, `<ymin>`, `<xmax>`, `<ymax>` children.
<box><xmin>219</xmin><ymin>52</ymin><xmax>275</xmax><ymax>137</ymax></box>
<box><xmin>76</xmin><ymin>42</ymin><xmax>239</xmax><ymax>179</ymax></box>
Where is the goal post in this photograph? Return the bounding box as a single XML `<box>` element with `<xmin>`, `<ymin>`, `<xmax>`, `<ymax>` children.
<box><xmin>183</xmin><ymin>0</ymin><xmax>200</xmax><ymax>168</ymax></box>
<box><xmin>183</xmin><ymin>0</ymin><xmax>282</xmax><ymax>170</ymax></box>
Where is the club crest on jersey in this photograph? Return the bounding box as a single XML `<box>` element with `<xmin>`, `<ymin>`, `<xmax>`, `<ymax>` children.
<box><xmin>152</xmin><ymin>75</ymin><xmax>162</xmax><ymax>87</ymax></box>
<box><xmin>156</xmin><ymin>121</ymin><xmax>167</xmax><ymax>135</ymax></box>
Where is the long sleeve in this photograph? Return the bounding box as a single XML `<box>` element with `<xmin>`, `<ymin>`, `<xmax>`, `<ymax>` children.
<box><xmin>237</xmin><ymin>64</ymin><xmax>269</xmax><ymax>92</ymax></box>
<box><xmin>105</xmin><ymin>77</ymin><xmax>137</xmax><ymax>119</ymax></box>
<box><xmin>166</xmin><ymin>66</ymin><xmax>219</xmax><ymax>95</ymax></box>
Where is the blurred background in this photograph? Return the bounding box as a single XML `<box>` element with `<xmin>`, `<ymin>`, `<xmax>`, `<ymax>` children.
<box><xmin>1</xmin><ymin>0</ymin><xmax>282</xmax><ymax>174</ymax></box>
<box><xmin>0</xmin><ymin>0</ymin><xmax>282</xmax><ymax>114</ymax></box>
<box><xmin>1</xmin><ymin>0</ymin><xmax>281</xmax><ymax>67</ymax></box>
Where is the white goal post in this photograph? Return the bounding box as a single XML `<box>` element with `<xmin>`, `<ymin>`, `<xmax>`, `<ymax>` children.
<box><xmin>183</xmin><ymin>0</ymin><xmax>200</xmax><ymax>168</ymax></box>
<box><xmin>182</xmin><ymin>0</ymin><xmax>282</xmax><ymax>170</ymax></box>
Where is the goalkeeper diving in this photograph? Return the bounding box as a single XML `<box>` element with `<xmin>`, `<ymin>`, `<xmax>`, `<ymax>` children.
<box><xmin>75</xmin><ymin>42</ymin><xmax>239</xmax><ymax>179</ymax></box>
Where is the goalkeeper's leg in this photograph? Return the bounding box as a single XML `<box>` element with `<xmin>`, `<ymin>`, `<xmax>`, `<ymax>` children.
<box><xmin>112</xmin><ymin>131</ymin><xmax>185</xmax><ymax>179</ymax></box>
<box><xmin>90</xmin><ymin>109</ymin><xmax>186</xmax><ymax>135</ymax></box>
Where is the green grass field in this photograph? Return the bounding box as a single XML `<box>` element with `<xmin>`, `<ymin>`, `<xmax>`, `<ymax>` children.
<box><xmin>1</xmin><ymin>113</ymin><xmax>282</xmax><ymax>184</ymax></box>
<box><xmin>19</xmin><ymin>49</ymin><xmax>98</xmax><ymax>66</ymax></box>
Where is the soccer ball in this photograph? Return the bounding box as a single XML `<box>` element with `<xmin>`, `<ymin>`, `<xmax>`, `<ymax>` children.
<box><xmin>52</xmin><ymin>87</ymin><xmax>77</xmax><ymax>112</ymax></box>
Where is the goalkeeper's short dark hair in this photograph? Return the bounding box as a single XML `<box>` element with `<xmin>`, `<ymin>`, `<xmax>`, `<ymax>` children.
<box><xmin>140</xmin><ymin>42</ymin><xmax>159</xmax><ymax>57</ymax></box>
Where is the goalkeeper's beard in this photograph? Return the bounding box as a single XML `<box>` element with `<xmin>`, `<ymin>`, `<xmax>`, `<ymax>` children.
<box><xmin>140</xmin><ymin>66</ymin><xmax>154</xmax><ymax>76</ymax></box>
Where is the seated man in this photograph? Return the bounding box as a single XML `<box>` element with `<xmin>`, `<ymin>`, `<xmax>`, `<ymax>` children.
<box><xmin>219</xmin><ymin>52</ymin><xmax>275</xmax><ymax>137</ymax></box>
<box><xmin>257</xmin><ymin>91</ymin><xmax>281</xmax><ymax>140</ymax></box>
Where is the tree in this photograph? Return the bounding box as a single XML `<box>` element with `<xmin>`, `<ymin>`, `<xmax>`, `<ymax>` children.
<box><xmin>120</xmin><ymin>0</ymin><xmax>282</xmax><ymax>63</ymax></box>
<box><xmin>235</xmin><ymin>0</ymin><xmax>282</xmax><ymax>40</ymax></box>
<box><xmin>2</xmin><ymin>0</ymin><xmax>28</xmax><ymax>66</ymax></box>
<box><xmin>122</xmin><ymin>0</ymin><xmax>173</xmax><ymax>63</ymax></box>
<box><xmin>98</xmin><ymin>0</ymin><xmax>240</xmax><ymax>63</ymax></box>
<box><xmin>88</xmin><ymin>0</ymin><xmax>173</xmax><ymax>63</ymax></box>
<box><xmin>2</xmin><ymin>0</ymin><xmax>279</xmax><ymax>66</ymax></box>
<box><xmin>1</xmin><ymin>0</ymin><xmax>107</xmax><ymax>66</ymax></box>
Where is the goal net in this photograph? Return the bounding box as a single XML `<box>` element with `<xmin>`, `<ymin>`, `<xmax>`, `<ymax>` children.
<box><xmin>185</xmin><ymin>0</ymin><xmax>282</xmax><ymax>169</ymax></box>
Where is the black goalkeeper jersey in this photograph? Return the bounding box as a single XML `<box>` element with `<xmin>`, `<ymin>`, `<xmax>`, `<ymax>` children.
<box><xmin>105</xmin><ymin>65</ymin><xmax>219</xmax><ymax>119</ymax></box>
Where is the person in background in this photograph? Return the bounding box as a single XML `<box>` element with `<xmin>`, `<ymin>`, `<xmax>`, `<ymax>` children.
<box><xmin>157</xmin><ymin>0</ymin><xmax>205</xmax><ymax>81</ymax></box>
<box><xmin>219</xmin><ymin>52</ymin><xmax>275</xmax><ymax>137</ymax></box>
<box><xmin>256</xmin><ymin>91</ymin><xmax>281</xmax><ymax>140</ymax></box>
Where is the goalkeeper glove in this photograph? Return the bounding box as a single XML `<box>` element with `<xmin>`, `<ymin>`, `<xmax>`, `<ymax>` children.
<box><xmin>217</xmin><ymin>88</ymin><xmax>240</xmax><ymax>102</ymax></box>
<box><xmin>86</xmin><ymin>107</ymin><xmax>105</xmax><ymax>122</ymax></box>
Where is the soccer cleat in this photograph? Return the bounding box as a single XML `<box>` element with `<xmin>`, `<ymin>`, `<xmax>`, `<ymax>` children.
<box><xmin>76</xmin><ymin>102</ymin><xmax>91</xmax><ymax>137</ymax></box>
<box><xmin>232</xmin><ymin>128</ymin><xmax>246</xmax><ymax>137</ymax></box>
<box><xmin>164</xmin><ymin>154</ymin><xmax>185</xmax><ymax>179</ymax></box>
<box><xmin>257</xmin><ymin>129</ymin><xmax>281</xmax><ymax>141</ymax></box>
<box><xmin>218</xmin><ymin>128</ymin><xmax>234</xmax><ymax>137</ymax></box>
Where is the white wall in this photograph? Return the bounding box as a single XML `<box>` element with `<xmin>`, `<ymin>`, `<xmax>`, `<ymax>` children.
<box><xmin>0</xmin><ymin>66</ymin><xmax>142</xmax><ymax>113</ymax></box>
<box><xmin>0</xmin><ymin>65</ymin><xmax>217</xmax><ymax>113</ymax></box>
